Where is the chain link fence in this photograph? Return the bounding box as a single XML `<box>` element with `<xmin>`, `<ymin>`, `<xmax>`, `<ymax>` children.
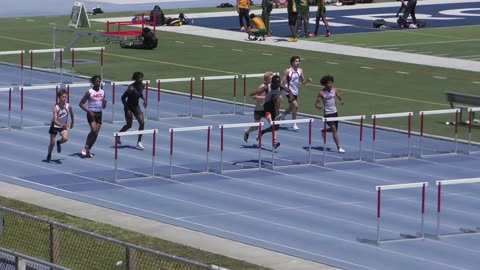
<box><xmin>0</xmin><ymin>206</ymin><xmax>228</xmax><ymax>270</ymax></box>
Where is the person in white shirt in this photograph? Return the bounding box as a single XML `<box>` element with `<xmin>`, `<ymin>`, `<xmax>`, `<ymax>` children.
<box><xmin>47</xmin><ymin>89</ymin><xmax>74</xmax><ymax>161</ymax></box>
<box><xmin>281</xmin><ymin>56</ymin><xmax>312</xmax><ymax>130</ymax></box>
<box><xmin>79</xmin><ymin>75</ymin><xmax>107</xmax><ymax>158</ymax></box>
<box><xmin>315</xmin><ymin>74</ymin><xmax>345</xmax><ymax>153</ymax></box>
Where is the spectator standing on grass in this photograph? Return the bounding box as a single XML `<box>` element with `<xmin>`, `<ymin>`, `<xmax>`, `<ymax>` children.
<box><xmin>261</xmin><ymin>0</ymin><xmax>274</xmax><ymax>36</ymax></box>
<box><xmin>47</xmin><ymin>89</ymin><xmax>74</xmax><ymax>161</ymax></box>
<box><xmin>315</xmin><ymin>74</ymin><xmax>345</xmax><ymax>154</ymax></box>
<box><xmin>310</xmin><ymin>0</ymin><xmax>331</xmax><ymax>37</ymax></box>
<box><xmin>117</xmin><ymin>72</ymin><xmax>147</xmax><ymax>150</ymax></box>
<box><xmin>296</xmin><ymin>0</ymin><xmax>310</xmax><ymax>38</ymax></box>
<box><xmin>237</xmin><ymin>0</ymin><xmax>251</xmax><ymax>31</ymax></box>
<box><xmin>79</xmin><ymin>75</ymin><xmax>107</xmax><ymax>158</ymax></box>
<box><xmin>287</xmin><ymin>0</ymin><xmax>300</xmax><ymax>42</ymax></box>
<box><xmin>281</xmin><ymin>56</ymin><xmax>312</xmax><ymax>130</ymax></box>
<box><xmin>400</xmin><ymin>0</ymin><xmax>417</xmax><ymax>26</ymax></box>
<box><xmin>148</xmin><ymin>5</ymin><xmax>166</xmax><ymax>26</ymax></box>
<box><xmin>243</xmin><ymin>71</ymin><xmax>274</xmax><ymax>143</ymax></box>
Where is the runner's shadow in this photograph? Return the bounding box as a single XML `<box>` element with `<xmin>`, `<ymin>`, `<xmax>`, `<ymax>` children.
<box><xmin>69</xmin><ymin>153</ymin><xmax>95</xmax><ymax>159</ymax></box>
<box><xmin>42</xmin><ymin>158</ymin><xmax>63</xmax><ymax>164</ymax></box>
<box><xmin>308</xmin><ymin>146</ymin><xmax>333</xmax><ymax>152</ymax></box>
<box><xmin>109</xmin><ymin>145</ymin><xmax>143</xmax><ymax>151</ymax></box>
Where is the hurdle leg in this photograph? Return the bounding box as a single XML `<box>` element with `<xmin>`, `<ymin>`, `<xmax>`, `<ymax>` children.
<box><xmin>376</xmin><ymin>188</ymin><xmax>381</xmax><ymax>245</ymax></box>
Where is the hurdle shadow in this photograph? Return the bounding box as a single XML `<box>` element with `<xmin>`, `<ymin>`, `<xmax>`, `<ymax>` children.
<box><xmin>109</xmin><ymin>145</ymin><xmax>144</xmax><ymax>151</ymax></box>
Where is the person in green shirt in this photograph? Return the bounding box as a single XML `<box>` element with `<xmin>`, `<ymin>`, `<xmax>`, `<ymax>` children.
<box><xmin>261</xmin><ymin>0</ymin><xmax>274</xmax><ymax>35</ymax></box>
<box><xmin>296</xmin><ymin>0</ymin><xmax>310</xmax><ymax>38</ymax></box>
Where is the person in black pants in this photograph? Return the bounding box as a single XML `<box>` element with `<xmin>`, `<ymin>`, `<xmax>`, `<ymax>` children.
<box><xmin>120</xmin><ymin>27</ymin><xmax>158</xmax><ymax>50</ymax></box>
<box><xmin>400</xmin><ymin>0</ymin><xmax>417</xmax><ymax>25</ymax></box>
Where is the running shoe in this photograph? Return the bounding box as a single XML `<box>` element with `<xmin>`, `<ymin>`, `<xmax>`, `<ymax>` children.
<box><xmin>81</xmin><ymin>147</ymin><xmax>87</xmax><ymax>156</ymax></box>
<box><xmin>288</xmin><ymin>37</ymin><xmax>298</xmax><ymax>42</ymax></box>
<box><xmin>56</xmin><ymin>140</ymin><xmax>61</xmax><ymax>153</ymax></box>
<box><xmin>338</xmin><ymin>147</ymin><xmax>345</xmax><ymax>154</ymax></box>
<box><xmin>85</xmin><ymin>149</ymin><xmax>95</xmax><ymax>158</ymax></box>
<box><xmin>137</xmin><ymin>141</ymin><xmax>145</xmax><ymax>150</ymax></box>
<box><xmin>292</xmin><ymin>123</ymin><xmax>300</xmax><ymax>130</ymax></box>
<box><xmin>308</xmin><ymin>33</ymin><xmax>317</xmax><ymax>37</ymax></box>
<box><xmin>46</xmin><ymin>154</ymin><xmax>51</xmax><ymax>161</ymax></box>
<box><xmin>273</xmin><ymin>141</ymin><xmax>280</xmax><ymax>149</ymax></box>
<box><xmin>243</xmin><ymin>131</ymin><xmax>249</xmax><ymax>143</ymax></box>
<box><xmin>240</xmin><ymin>26</ymin><xmax>245</xmax><ymax>31</ymax></box>
<box><xmin>326</xmin><ymin>31</ymin><xmax>331</xmax><ymax>37</ymax></box>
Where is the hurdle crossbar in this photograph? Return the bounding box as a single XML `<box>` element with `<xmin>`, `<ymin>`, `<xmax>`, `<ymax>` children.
<box><xmin>113</xmin><ymin>129</ymin><xmax>157</xmax><ymax>182</ymax></box>
<box><xmin>320</xmin><ymin>115</ymin><xmax>365</xmax><ymax>166</ymax></box>
<box><xmin>271</xmin><ymin>118</ymin><xmax>314</xmax><ymax>169</ymax></box>
<box><xmin>65</xmin><ymin>82</ymin><xmax>105</xmax><ymax>104</ymax></box>
<box><xmin>372</xmin><ymin>112</ymin><xmax>413</xmax><ymax>162</ymax></box>
<box><xmin>374</xmin><ymin>182</ymin><xmax>428</xmax><ymax>245</ymax></box>
<box><xmin>149</xmin><ymin>77</ymin><xmax>195</xmax><ymax>121</ymax></box>
<box><xmin>199</xmin><ymin>75</ymin><xmax>239</xmax><ymax>117</ymax></box>
<box><xmin>169</xmin><ymin>125</ymin><xmax>212</xmax><ymax>178</ymax></box>
<box><xmin>467</xmin><ymin>107</ymin><xmax>480</xmax><ymax>154</ymax></box>
<box><xmin>70</xmin><ymin>47</ymin><xmax>105</xmax><ymax>83</ymax></box>
<box><xmin>219</xmin><ymin>122</ymin><xmax>263</xmax><ymax>174</ymax></box>
<box><xmin>0</xmin><ymin>87</ymin><xmax>13</xmax><ymax>130</ymax></box>
<box><xmin>0</xmin><ymin>50</ymin><xmax>25</xmax><ymax>85</ymax></box>
<box><xmin>108</xmin><ymin>80</ymin><xmax>150</xmax><ymax>124</ymax></box>
<box><xmin>17</xmin><ymin>84</ymin><xmax>60</xmax><ymax>129</ymax></box>
<box><xmin>431</xmin><ymin>178</ymin><xmax>480</xmax><ymax>239</ymax></box>
<box><xmin>419</xmin><ymin>109</ymin><xmax>460</xmax><ymax>157</ymax></box>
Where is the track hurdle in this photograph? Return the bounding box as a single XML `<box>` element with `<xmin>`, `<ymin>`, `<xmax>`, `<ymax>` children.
<box><xmin>16</xmin><ymin>84</ymin><xmax>60</xmax><ymax>129</ymax></box>
<box><xmin>70</xmin><ymin>47</ymin><xmax>105</xmax><ymax>83</ymax></box>
<box><xmin>108</xmin><ymin>80</ymin><xmax>150</xmax><ymax>124</ymax></box>
<box><xmin>431</xmin><ymin>178</ymin><xmax>480</xmax><ymax>239</ymax></box>
<box><xmin>169</xmin><ymin>125</ymin><xmax>212</xmax><ymax>178</ymax></box>
<box><xmin>29</xmin><ymin>49</ymin><xmax>64</xmax><ymax>85</ymax></box>
<box><xmin>419</xmin><ymin>108</ymin><xmax>460</xmax><ymax>158</ymax></box>
<box><xmin>0</xmin><ymin>87</ymin><xmax>12</xmax><ymax>130</ymax></box>
<box><xmin>271</xmin><ymin>118</ymin><xmax>314</xmax><ymax>169</ymax></box>
<box><xmin>374</xmin><ymin>182</ymin><xmax>427</xmax><ymax>245</ymax></box>
<box><xmin>0</xmin><ymin>50</ymin><xmax>25</xmax><ymax>86</ymax></box>
<box><xmin>371</xmin><ymin>112</ymin><xmax>413</xmax><ymax>162</ymax></box>
<box><xmin>113</xmin><ymin>129</ymin><xmax>157</xmax><ymax>182</ymax></box>
<box><xmin>148</xmin><ymin>77</ymin><xmax>195</xmax><ymax>121</ymax></box>
<box><xmin>321</xmin><ymin>115</ymin><xmax>365</xmax><ymax>166</ymax></box>
<box><xmin>218</xmin><ymin>122</ymin><xmax>263</xmax><ymax>174</ymax></box>
<box><xmin>467</xmin><ymin>107</ymin><xmax>480</xmax><ymax>154</ymax></box>
<box><xmin>199</xmin><ymin>75</ymin><xmax>239</xmax><ymax>117</ymax></box>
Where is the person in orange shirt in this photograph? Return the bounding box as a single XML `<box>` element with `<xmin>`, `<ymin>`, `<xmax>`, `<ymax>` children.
<box><xmin>237</xmin><ymin>0</ymin><xmax>250</xmax><ymax>31</ymax></box>
<box><xmin>247</xmin><ymin>13</ymin><xmax>268</xmax><ymax>40</ymax></box>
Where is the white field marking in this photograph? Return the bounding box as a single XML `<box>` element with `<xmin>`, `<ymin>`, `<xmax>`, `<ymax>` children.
<box><xmin>232</xmin><ymin>49</ymin><xmax>243</xmax><ymax>52</ymax></box>
<box><xmin>202</xmin><ymin>45</ymin><xmax>213</xmax><ymax>48</ymax></box>
<box><xmin>457</xmin><ymin>54</ymin><xmax>480</xmax><ymax>59</ymax></box>
<box><xmin>262</xmin><ymin>53</ymin><xmax>273</xmax><ymax>56</ymax></box>
<box><xmin>396</xmin><ymin>71</ymin><xmax>410</xmax><ymax>75</ymax></box>
<box><xmin>175</xmin><ymin>41</ymin><xmax>184</xmax><ymax>44</ymax></box>
<box><xmin>326</xmin><ymin>62</ymin><xmax>338</xmax><ymax>65</ymax></box>
<box><xmin>433</xmin><ymin>76</ymin><xmax>447</xmax><ymax>79</ymax></box>
<box><xmin>473</xmin><ymin>81</ymin><xmax>480</xmax><ymax>84</ymax></box>
<box><xmin>371</xmin><ymin>38</ymin><xmax>480</xmax><ymax>48</ymax></box>
<box><xmin>26</xmin><ymin>19</ymin><xmax>35</xmax><ymax>22</ymax></box>
<box><xmin>360</xmin><ymin>66</ymin><xmax>373</xmax><ymax>70</ymax></box>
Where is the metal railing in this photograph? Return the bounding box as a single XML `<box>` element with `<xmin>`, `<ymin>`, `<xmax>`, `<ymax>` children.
<box><xmin>0</xmin><ymin>206</ymin><xmax>227</xmax><ymax>270</ymax></box>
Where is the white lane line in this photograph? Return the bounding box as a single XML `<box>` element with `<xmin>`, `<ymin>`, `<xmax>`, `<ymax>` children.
<box><xmin>232</xmin><ymin>49</ymin><xmax>243</xmax><ymax>52</ymax></box>
<box><xmin>433</xmin><ymin>76</ymin><xmax>447</xmax><ymax>79</ymax></box>
<box><xmin>202</xmin><ymin>45</ymin><xmax>213</xmax><ymax>48</ymax></box>
<box><xmin>326</xmin><ymin>62</ymin><xmax>338</xmax><ymax>65</ymax></box>
<box><xmin>396</xmin><ymin>71</ymin><xmax>410</xmax><ymax>75</ymax></box>
<box><xmin>360</xmin><ymin>66</ymin><xmax>373</xmax><ymax>70</ymax></box>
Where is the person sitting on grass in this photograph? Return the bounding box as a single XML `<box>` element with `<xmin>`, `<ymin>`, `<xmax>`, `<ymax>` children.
<box><xmin>120</xmin><ymin>27</ymin><xmax>158</xmax><ymax>50</ymax></box>
<box><xmin>247</xmin><ymin>13</ymin><xmax>268</xmax><ymax>40</ymax></box>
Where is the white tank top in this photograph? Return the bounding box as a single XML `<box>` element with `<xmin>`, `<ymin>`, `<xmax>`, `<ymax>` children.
<box><xmin>321</xmin><ymin>87</ymin><xmax>337</xmax><ymax>114</ymax></box>
<box><xmin>87</xmin><ymin>88</ymin><xmax>105</xmax><ymax>113</ymax></box>
<box><xmin>255</xmin><ymin>84</ymin><xmax>267</xmax><ymax>111</ymax></box>
<box><xmin>52</xmin><ymin>103</ymin><xmax>69</xmax><ymax>128</ymax></box>
<box><xmin>286</xmin><ymin>68</ymin><xmax>302</xmax><ymax>96</ymax></box>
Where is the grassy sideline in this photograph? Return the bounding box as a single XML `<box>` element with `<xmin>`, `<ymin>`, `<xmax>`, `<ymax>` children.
<box><xmin>0</xmin><ymin>196</ymin><xmax>272</xmax><ymax>270</ymax></box>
